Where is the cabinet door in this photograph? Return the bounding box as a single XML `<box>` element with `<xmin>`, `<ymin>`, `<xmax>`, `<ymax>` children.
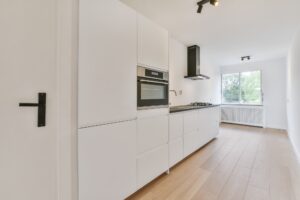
<box><xmin>138</xmin><ymin>14</ymin><xmax>169</xmax><ymax>71</ymax></box>
<box><xmin>184</xmin><ymin>111</ymin><xmax>199</xmax><ymax>134</ymax></box>
<box><xmin>137</xmin><ymin>144</ymin><xmax>169</xmax><ymax>189</ymax></box>
<box><xmin>198</xmin><ymin>107</ymin><xmax>220</xmax><ymax>144</ymax></box>
<box><xmin>184</xmin><ymin>130</ymin><xmax>201</xmax><ymax>157</ymax></box>
<box><xmin>78</xmin><ymin>120</ymin><xmax>137</xmax><ymax>200</ymax></box>
<box><xmin>211</xmin><ymin>107</ymin><xmax>220</xmax><ymax>138</ymax></box>
<box><xmin>169</xmin><ymin>113</ymin><xmax>184</xmax><ymax>140</ymax></box>
<box><xmin>137</xmin><ymin>115</ymin><xmax>169</xmax><ymax>154</ymax></box>
<box><xmin>169</xmin><ymin>138</ymin><xmax>184</xmax><ymax>167</ymax></box>
<box><xmin>78</xmin><ymin>0</ymin><xmax>137</xmax><ymax>128</ymax></box>
<box><xmin>198</xmin><ymin>109</ymin><xmax>211</xmax><ymax>144</ymax></box>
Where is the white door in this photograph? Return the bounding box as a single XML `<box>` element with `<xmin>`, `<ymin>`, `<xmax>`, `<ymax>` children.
<box><xmin>0</xmin><ymin>1</ymin><xmax>60</xmax><ymax>200</ymax></box>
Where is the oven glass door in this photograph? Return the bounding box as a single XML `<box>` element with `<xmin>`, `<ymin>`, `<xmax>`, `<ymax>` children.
<box><xmin>138</xmin><ymin>79</ymin><xmax>169</xmax><ymax>108</ymax></box>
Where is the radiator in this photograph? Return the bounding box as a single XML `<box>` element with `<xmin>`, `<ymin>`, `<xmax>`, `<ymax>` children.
<box><xmin>221</xmin><ymin>105</ymin><xmax>264</xmax><ymax>127</ymax></box>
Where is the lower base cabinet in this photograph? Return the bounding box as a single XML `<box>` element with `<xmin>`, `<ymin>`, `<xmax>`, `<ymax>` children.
<box><xmin>200</xmin><ymin>107</ymin><xmax>220</xmax><ymax>142</ymax></box>
<box><xmin>137</xmin><ymin>144</ymin><xmax>169</xmax><ymax>189</ymax></box>
<box><xmin>183</xmin><ymin>130</ymin><xmax>201</xmax><ymax>157</ymax></box>
<box><xmin>78</xmin><ymin>120</ymin><xmax>137</xmax><ymax>200</ymax></box>
<box><xmin>169</xmin><ymin>138</ymin><xmax>184</xmax><ymax>167</ymax></box>
<box><xmin>136</xmin><ymin>109</ymin><xmax>169</xmax><ymax>189</ymax></box>
<box><xmin>78</xmin><ymin>107</ymin><xmax>220</xmax><ymax>200</ymax></box>
<box><xmin>182</xmin><ymin>107</ymin><xmax>220</xmax><ymax>158</ymax></box>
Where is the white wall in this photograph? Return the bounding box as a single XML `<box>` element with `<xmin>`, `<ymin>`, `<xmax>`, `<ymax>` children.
<box><xmin>220</xmin><ymin>58</ymin><xmax>287</xmax><ymax>130</ymax></box>
<box><xmin>287</xmin><ymin>30</ymin><xmax>300</xmax><ymax>159</ymax></box>
<box><xmin>169</xmin><ymin>38</ymin><xmax>221</xmax><ymax>106</ymax></box>
<box><xmin>196</xmin><ymin>50</ymin><xmax>221</xmax><ymax>104</ymax></box>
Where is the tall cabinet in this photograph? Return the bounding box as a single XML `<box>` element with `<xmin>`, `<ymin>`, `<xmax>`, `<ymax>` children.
<box><xmin>78</xmin><ymin>0</ymin><xmax>137</xmax><ymax>128</ymax></box>
<box><xmin>78</xmin><ymin>1</ymin><xmax>138</xmax><ymax>200</ymax></box>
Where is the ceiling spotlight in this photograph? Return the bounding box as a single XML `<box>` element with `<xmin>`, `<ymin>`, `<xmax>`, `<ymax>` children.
<box><xmin>210</xmin><ymin>0</ymin><xmax>219</xmax><ymax>6</ymax></box>
<box><xmin>197</xmin><ymin>3</ymin><xmax>203</xmax><ymax>13</ymax></box>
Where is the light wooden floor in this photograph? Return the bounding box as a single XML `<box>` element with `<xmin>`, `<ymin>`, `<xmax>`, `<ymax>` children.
<box><xmin>127</xmin><ymin>124</ymin><xmax>300</xmax><ymax>200</ymax></box>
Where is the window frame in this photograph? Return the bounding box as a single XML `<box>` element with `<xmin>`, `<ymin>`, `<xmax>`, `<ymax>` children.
<box><xmin>221</xmin><ymin>70</ymin><xmax>263</xmax><ymax>106</ymax></box>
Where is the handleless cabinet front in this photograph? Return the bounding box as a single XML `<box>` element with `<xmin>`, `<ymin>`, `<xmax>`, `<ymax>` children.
<box><xmin>183</xmin><ymin>111</ymin><xmax>199</xmax><ymax>134</ymax></box>
<box><xmin>137</xmin><ymin>115</ymin><xmax>169</xmax><ymax>154</ymax></box>
<box><xmin>137</xmin><ymin>144</ymin><xmax>168</xmax><ymax>189</ymax></box>
<box><xmin>138</xmin><ymin>14</ymin><xmax>169</xmax><ymax>71</ymax></box>
<box><xmin>78</xmin><ymin>0</ymin><xmax>137</xmax><ymax>128</ymax></box>
<box><xmin>169</xmin><ymin>113</ymin><xmax>184</xmax><ymax>167</ymax></box>
<box><xmin>169</xmin><ymin>113</ymin><xmax>184</xmax><ymax>140</ymax></box>
<box><xmin>78</xmin><ymin>120</ymin><xmax>137</xmax><ymax>200</ymax></box>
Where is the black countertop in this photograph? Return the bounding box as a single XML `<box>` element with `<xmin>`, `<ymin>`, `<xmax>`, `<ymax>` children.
<box><xmin>170</xmin><ymin>104</ymin><xmax>220</xmax><ymax>113</ymax></box>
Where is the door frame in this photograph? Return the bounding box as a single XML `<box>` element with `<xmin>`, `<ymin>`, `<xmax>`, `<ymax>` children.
<box><xmin>56</xmin><ymin>0</ymin><xmax>78</xmax><ymax>199</ymax></box>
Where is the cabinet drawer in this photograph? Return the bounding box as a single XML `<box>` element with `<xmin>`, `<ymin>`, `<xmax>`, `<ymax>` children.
<box><xmin>169</xmin><ymin>113</ymin><xmax>183</xmax><ymax>140</ymax></box>
<box><xmin>137</xmin><ymin>115</ymin><xmax>168</xmax><ymax>154</ymax></box>
<box><xmin>169</xmin><ymin>138</ymin><xmax>184</xmax><ymax>167</ymax></box>
<box><xmin>137</xmin><ymin>145</ymin><xmax>169</xmax><ymax>189</ymax></box>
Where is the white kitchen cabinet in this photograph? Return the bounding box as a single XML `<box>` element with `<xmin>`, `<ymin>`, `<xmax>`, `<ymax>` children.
<box><xmin>169</xmin><ymin>138</ymin><xmax>184</xmax><ymax>167</ymax></box>
<box><xmin>198</xmin><ymin>108</ymin><xmax>211</xmax><ymax>144</ymax></box>
<box><xmin>137</xmin><ymin>144</ymin><xmax>169</xmax><ymax>189</ymax></box>
<box><xmin>198</xmin><ymin>107</ymin><xmax>220</xmax><ymax>143</ymax></box>
<box><xmin>138</xmin><ymin>14</ymin><xmax>169</xmax><ymax>71</ymax></box>
<box><xmin>169</xmin><ymin>113</ymin><xmax>184</xmax><ymax>140</ymax></box>
<box><xmin>136</xmin><ymin>109</ymin><xmax>169</xmax><ymax>188</ymax></box>
<box><xmin>182</xmin><ymin>107</ymin><xmax>220</xmax><ymax>158</ymax></box>
<box><xmin>184</xmin><ymin>111</ymin><xmax>199</xmax><ymax>134</ymax></box>
<box><xmin>184</xmin><ymin>130</ymin><xmax>201</xmax><ymax>157</ymax></box>
<box><xmin>137</xmin><ymin>115</ymin><xmax>169</xmax><ymax>154</ymax></box>
<box><xmin>169</xmin><ymin>113</ymin><xmax>184</xmax><ymax>167</ymax></box>
<box><xmin>78</xmin><ymin>0</ymin><xmax>137</xmax><ymax>128</ymax></box>
<box><xmin>211</xmin><ymin>107</ymin><xmax>221</xmax><ymax>138</ymax></box>
<box><xmin>78</xmin><ymin>120</ymin><xmax>137</xmax><ymax>200</ymax></box>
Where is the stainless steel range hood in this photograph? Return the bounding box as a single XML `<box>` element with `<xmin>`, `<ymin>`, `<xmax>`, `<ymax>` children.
<box><xmin>184</xmin><ymin>45</ymin><xmax>210</xmax><ymax>80</ymax></box>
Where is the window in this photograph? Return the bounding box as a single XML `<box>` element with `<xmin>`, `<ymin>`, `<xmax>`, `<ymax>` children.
<box><xmin>222</xmin><ymin>71</ymin><xmax>262</xmax><ymax>105</ymax></box>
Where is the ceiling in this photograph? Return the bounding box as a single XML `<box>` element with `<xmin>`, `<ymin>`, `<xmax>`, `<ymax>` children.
<box><xmin>122</xmin><ymin>0</ymin><xmax>300</xmax><ymax>66</ymax></box>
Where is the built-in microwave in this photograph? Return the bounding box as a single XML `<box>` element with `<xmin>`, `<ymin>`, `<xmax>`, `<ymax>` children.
<box><xmin>137</xmin><ymin>66</ymin><xmax>169</xmax><ymax>109</ymax></box>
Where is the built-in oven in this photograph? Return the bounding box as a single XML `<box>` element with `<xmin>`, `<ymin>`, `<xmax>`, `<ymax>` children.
<box><xmin>137</xmin><ymin>66</ymin><xmax>169</xmax><ymax>109</ymax></box>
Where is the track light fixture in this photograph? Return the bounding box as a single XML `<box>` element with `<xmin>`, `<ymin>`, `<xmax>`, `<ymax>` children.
<box><xmin>197</xmin><ymin>3</ymin><xmax>203</xmax><ymax>13</ymax></box>
<box><xmin>210</xmin><ymin>0</ymin><xmax>219</xmax><ymax>6</ymax></box>
<box><xmin>241</xmin><ymin>56</ymin><xmax>251</xmax><ymax>61</ymax></box>
<box><xmin>197</xmin><ymin>0</ymin><xmax>219</xmax><ymax>14</ymax></box>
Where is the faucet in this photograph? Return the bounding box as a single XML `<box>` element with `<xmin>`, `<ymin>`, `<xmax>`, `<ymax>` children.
<box><xmin>169</xmin><ymin>90</ymin><xmax>177</xmax><ymax>96</ymax></box>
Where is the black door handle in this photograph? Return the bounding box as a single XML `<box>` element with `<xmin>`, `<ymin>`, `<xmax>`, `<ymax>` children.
<box><xmin>19</xmin><ymin>93</ymin><xmax>46</xmax><ymax>127</ymax></box>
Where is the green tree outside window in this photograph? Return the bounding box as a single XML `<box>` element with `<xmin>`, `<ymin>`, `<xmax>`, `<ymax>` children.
<box><xmin>222</xmin><ymin>71</ymin><xmax>262</xmax><ymax>105</ymax></box>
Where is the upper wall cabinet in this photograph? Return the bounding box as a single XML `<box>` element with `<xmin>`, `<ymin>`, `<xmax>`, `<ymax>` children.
<box><xmin>78</xmin><ymin>0</ymin><xmax>137</xmax><ymax>128</ymax></box>
<box><xmin>138</xmin><ymin>14</ymin><xmax>169</xmax><ymax>71</ymax></box>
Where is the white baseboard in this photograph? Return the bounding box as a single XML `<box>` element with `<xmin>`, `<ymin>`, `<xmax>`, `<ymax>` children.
<box><xmin>264</xmin><ymin>126</ymin><xmax>287</xmax><ymax>132</ymax></box>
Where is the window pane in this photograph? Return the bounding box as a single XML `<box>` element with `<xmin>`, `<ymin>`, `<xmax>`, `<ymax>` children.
<box><xmin>222</xmin><ymin>73</ymin><xmax>240</xmax><ymax>104</ymax></box>
<box><xmin>240</xmin><ymin>71</ymin><xmax>262</xmax><ymax>104</ymax></box>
